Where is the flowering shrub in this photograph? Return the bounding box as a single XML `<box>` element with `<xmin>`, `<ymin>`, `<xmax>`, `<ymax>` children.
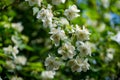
<box><xmin>0</xmin><ymin>0</ymin><xmax>120</xmax><ymax>80</ymax></box>
<box><xmin>0</xmin><ymin>0</ymin><xmax>91</xmax><ymax>80</ymax></box>
<box><xmin>25</xmin><ymin>0</ymin><xmax>91</xmax><ymax>78</ymax></box>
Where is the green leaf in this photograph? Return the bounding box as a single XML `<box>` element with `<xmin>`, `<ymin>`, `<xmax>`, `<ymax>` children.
<box><xmin>0</xmin><ymin>53</ymin><xmax>7</xmax><ymax>58</ymax></box>
<box><xmin>23</xmin><ymin>62</ymin><xmax>44</xmax><ymax>72</ymax></box>
<box><xmin>29</xmin><ymin>56</ymin><xmax>40</xmax><ymax>62</ymax></box>
<box><xmin>19</xmin><ymin>44</ymin><xmax>34</xmax><ymax>51</ymax></box>
<box><xmin>0</xmin><ymin>66</ymin><xmax>2</xmax><ymax>73</ymax></box>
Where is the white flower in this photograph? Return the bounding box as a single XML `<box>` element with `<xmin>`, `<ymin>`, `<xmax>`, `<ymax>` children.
<box><xmin>36</xmin><ymin>8</ymin><xmax>53</xmax><ymax>21</ymax></box>
<box><xmin>45</xmin><ymin>55</ymin><xmax>61</xmax><ymax>70</ymax></box>
<box><xmin>76</xmin><ymin>41</ymin><xmax>91</xmax><ymax>57</ymax></box>
<box><xmin>47</xmin><ymin>4</ymin><xmax>53</xmax><ymax>9</ymax></box>
<box><xmin>33</xmin><ymin>7</ymin><xmax>39</xmax><ymax>15</ymax></box>
<box><xmin>25</xmin><ymin>0</ymin><xmax>42</xmax><ymax>7</ymax></box>
<box><xmin>6</xmin><ymin>60</ymin><xmax>15</xmax><ymax>70</ymax></box>
<box><xmin>97</xmin><ymin>22</ymin><xmax>106</xmax><ymax>32</ymax></box>
<box><xmin>105</xmin><ymin>53</ymin><xmax>113</xmax><ymax>62</ymax></box>
<box><xmin>14</xmin><ymin>56</ymin><xmax>27</xmax><ymax>65</ymax></box>
<box><xmin>11</xmin><ymin>23</ymin><xmax>23</xmax><ymax>32</ymax></box>
<box><xmin>3</xmin><ymin>45</ymin><xmax>13</xmax><ymax>54</ymax></box>
<box><xmin>52</xmin><ymin>17</ymin><xmax>69</xmax><ymax>27</ymax></box>
<box><xmin>85</xmin><ymin>42</ymin><xmax>96</xmax><ymax>51</ymax></box>
<box><xmin>101</xmin><ymin>0</ymin><xmax>109</xmax><ymax>8</ymax></box>
<box><xmin>75</xmin><ymin>25</ymin><xmax>90</xmax><ymax>41</ymax></box>
<box><xmin>0</xmin><ymin>77</ymin><xmax>2</xmax><ymax>80</ymax></box>
<box><xmin>11</xmin><ymin>46</ymin><xmax>19</xmax><ymax>58</ymax></box>
<box><xmin>104</xmin><ymin>13</ymin><xmax>111</xmax><ymax>21</ymax></box>
<box><xmin>58</xmin><ymin>42</ymin><xmax>75</xmax><ymax>60</ymax></box>
<box><xmin>10</xmin><ymin>76</ymin><xmax>23</xmax><ymax>80</ymax></box>
<box><xmin>3</xmin><ymin>22</ymin><xmax>11</xmax><ymax>28</ymax></box>
<box><xmin>41</xmin><ymin>71</ymin><xmax>56</xmax><ymax>79</ymax></box>
<box><xmin>52</xmin><ymin>0</ymin><xmax>66</xmax><ymax>5</ymax></box>
<box><xmin>36</xmin><ymin>7</ymin><xmax>53</xmax><ymax>27</ymax></box>
<box><xmin>51</xmin><ymin>19</ymin><xmax>60</xmax><ymax>28</ymax></box>
<box><xmin>60</xmin><ymin>17</ymin><xmax>69</xmax><ymax>26</ymax></box>
<box><xmin>81</xmin><ymin>58</ymin><xmax>90</xmax><ymax>72</ymax></box>
<box><xmin>67</xmin><ymin>58</ymin><xmax>82</xmax><ymax>72</ymax></box>
<box><xmin>105</xmin><ymin>48</ymin><xmax>115</xmax><ymax>62</ymax></box>
<box><xmin>42</xmin><ymin>18</ymin><xmax>53</xmax><ymax>28</ymax></box>
<box><xmin>50</xmin><ymin>28</ymin><xmax>67</xmax><ymax>46</ymax></box>
<box><xmin>11</xmin><ymin>35</ymin><xmax>22</xmax><ymax>47</ymax></box>
<box><xmin>3</xmin><ymin>45</ymin><xmax>19</xmax><ymax>58</ymax></box>
<box><xmin>68</xmin><ymin>57</ymin><xmax>90</xmax><ymax>72</ymax></box>
<box><xmin>64</xmin><ymin>5</ymin><xmax>80</xmax><ymax>20</ymax></box>
<box><xmin>111</xmin><ymin>31</ymin><xmax>120</xmax><ymax>45</ymax></box>
<box><xmin>107</xmin><ymin>48</ymin><xmax>115</xmax><ymax>54</ymax></box>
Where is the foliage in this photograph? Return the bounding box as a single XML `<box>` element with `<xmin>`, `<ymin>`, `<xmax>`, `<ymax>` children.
<box><xmin>0</xmin><ymin>0</ymin><xmax>120</xmax><ymax>80</ymax></box>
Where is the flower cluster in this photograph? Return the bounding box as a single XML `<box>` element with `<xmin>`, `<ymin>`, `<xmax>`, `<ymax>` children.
<box><xmin>36</xmin><ymin>6</ymin><xmax>53</xmax><ymax>28</ymax></box>
<box><xmin>3</xmin><ymin>45</ymin><xmax>19</xmax><ymax>59</ymax></box>
<box><xmin>25</xmin><ymin>0</ymin><xmax>91</xmax><ymax>79</ymax></box>
<box><xmin>41</xmin><ymin>71</ymin><xmax>56</xmax><ymax>80</ymax></box>
<box><xmin>10</xmin><ymin>76</ymin><xmax>23</xmax><ymax>80</ymax></box>
<box><xmin>64</xmin><ymin>5</ymin><xmax>80</xmax><ymax>20</ymax></box>
<box><xmin>68</xmin><ymin>57</ymin><xmax>90</xmax><ymax>72</ymax></box>
<box><xmin>2</xmin><ymin>22</ymin><xmax>27</xmax><ymax>72</ymax></box>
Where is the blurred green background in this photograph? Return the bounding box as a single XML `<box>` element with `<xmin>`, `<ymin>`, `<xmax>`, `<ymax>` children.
<box><xmin>0</xmin><ymin>0</ymin><xmax>120</xmax><ymax>80</ymax></box>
